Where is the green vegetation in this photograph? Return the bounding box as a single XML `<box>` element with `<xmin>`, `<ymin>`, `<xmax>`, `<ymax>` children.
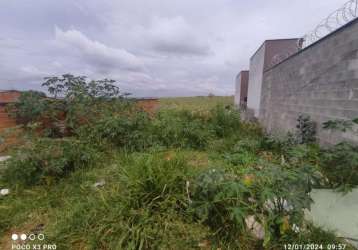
<box><xmin>0</xmin><ymin>76</ymin><xmax>355</xmax><ymax>249</ymax></box>
<box><xmin>320</xmin><ymin>142</ymin><xmax>358</xmax><ymax>192</ymax></box>
<box><xmin>321</xmin><ymin>116</ymin><xmax>358</xmax><ymax>191</ymax></box>
<box><xmin>159</xmin><ymin>95</ymin><xmax>233</xmax><ymax>111</ymax></box>
<box><xmin>3</xmin><ymin>138</ymin><xmax>99</xmax><ymax>186</ymax></box>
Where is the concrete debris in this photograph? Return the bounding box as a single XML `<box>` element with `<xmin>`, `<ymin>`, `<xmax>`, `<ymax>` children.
<box><xmin>264</xmin><ymin>197</ymin><xmax>293</xmax><ymax>211</ymax></box>
<box><xmin>292</xmin><ymin>224</ymin><xmax>300</xmax><ymax>233</ymax></box>
<box><xmin>248</xmin><ymin>197</ymin><xmax>256</xmax><ymax>203</ymax></box>
<box><xmin>93</xmin><ymin>180</ymin><xmax>106</xmax><ymax>188</ymax></box>
<box><xmin>197</xmin><ymin>239</ymin><xmax>210</xmax><ymax>248</ymax></box>
<box><xmin>0</xmin><ymin>156</ymin><xmax>11</xmax><ymax>162</ymax></box>
<box><xmin>245</xmin><ymin>215</ymin><xmax>265</xmax><ymax>240</ymax></box>
<box><xmin>0</xmin><ymin>188</ymin><xmax>10</xmax><ymax>196</ymax></box>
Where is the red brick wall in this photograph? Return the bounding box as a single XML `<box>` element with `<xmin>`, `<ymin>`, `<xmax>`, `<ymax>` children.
<box><xmin>0</xmin><ymin>106</ymin><xmax>16</xmax><ymax>131</ymax></box>
<box><xmin>0</xmin><ymin>91</ymin><xmax>21</xmax><ymax>151</ymax></box>
<box><xmin>0</xmin><ymin>91</ymin><xmax>21</xmax><ymax>104</ymax></box>
<box><xmin>136</xmin><ymin>99</ymin><xmax>159</xmax><ymax>114</ymax></box>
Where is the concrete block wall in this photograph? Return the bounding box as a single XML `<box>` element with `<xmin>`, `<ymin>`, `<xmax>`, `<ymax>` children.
<box><xmin>260</xmin><ymin>19</ymin><xmax>358</xmax><ymax>144</ymax></box>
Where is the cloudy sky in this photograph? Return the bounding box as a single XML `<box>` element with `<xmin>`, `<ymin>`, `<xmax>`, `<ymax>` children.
<box><xmin>0</xmin><ymin>0</ymin><xmax>344</xmax><ymax>97</ymax></box>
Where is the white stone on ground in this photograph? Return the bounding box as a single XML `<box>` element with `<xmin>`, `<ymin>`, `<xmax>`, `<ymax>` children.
<box><xmin>245</xmin><ymin>215</ymin><xmax>265</xmax><ymax>240</ymax></box>
<box><xmin>0</xmin><ymin>189</ymin><xmax>10</xmax><ymax>196</ymax></box>
<box><xmin>93</xmin><ymin>180</ymin><xmax>106</xmax><ymax>188</ymax></box>
<box><xmin>0</xmin><ymin>156</ymin><xmax>11</xmax><ymax>162</ymax></box>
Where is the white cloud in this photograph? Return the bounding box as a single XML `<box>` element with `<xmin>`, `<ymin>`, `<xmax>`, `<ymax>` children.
<box><xmin>0</xmin><ymin>0</ymin><xmax>346</xmax><ymax>96</ymax></box>
<box><xmin>54</xmin><ymin>27</ymin><xmax>144</xmax><ymax>72</ymax></box>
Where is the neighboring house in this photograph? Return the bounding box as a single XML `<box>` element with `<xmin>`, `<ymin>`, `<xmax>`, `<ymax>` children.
<box><xmin>245</xmin><ymin>38</ymin><xmax>301</xmax><ymax>117</ymax></box>
<box><xmin>234</xmin><ymin>70</ymin><xmax>249</xmax><ymax>109</ymax></box>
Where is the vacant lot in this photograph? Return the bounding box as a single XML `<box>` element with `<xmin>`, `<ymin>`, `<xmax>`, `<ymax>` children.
<box><xmin>0</xmin><ymin>90</ymin><xmax>355</xmax><ymax>249</ymax></box>
<box><xmin>159</xmin><ymin>96</ymin><xmax>234</xmax><ymax>110</ymax></box>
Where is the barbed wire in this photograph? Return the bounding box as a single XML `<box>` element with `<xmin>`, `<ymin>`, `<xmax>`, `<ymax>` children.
<box><xmin>302</xmin><ymin>0</ymin><xmax>358</xmax><ymax>48</ymax></box>
<box><xmin>268</xmin><ymin>0</ymin><xmax>358</xmax><ymax>69</ymax></box>
<box><xmin>268</xmin><ymin>39</ymin><xmax>303</xmax><ymax>69</ymax></box>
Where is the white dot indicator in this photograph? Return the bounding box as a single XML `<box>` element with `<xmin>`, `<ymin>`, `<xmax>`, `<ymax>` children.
<box><xmin>20</xmin><ymin>234</ymin><xmax>27</xmax><ymax>240</ymax></box>
<box><xmin>38</xmin><ymin>234</ymin><xmax>45</xmax><ymax>241</ymax></box>
<box><xmin>11</xmin><ymin>234</ymin><xmax>18</xmax><ymax>241</ymax></box>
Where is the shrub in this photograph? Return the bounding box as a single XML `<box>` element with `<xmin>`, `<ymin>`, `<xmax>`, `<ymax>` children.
<box><xmin>262</xmin><ymin>115</ymin><xmax>317</xmax><ymax>154</ymax></box>
<box><xmin>286</xmin><ymin>144</ymin><xmax>320</xmax><ymax>166</ymax></box>
<box><xmin>80</xmin><ymin>111</ymin><xmax>152</xmax><ymax>151</ymax></box>
<box><xmin>320</xmin><ymin>142</ymin><xmax>358</xmax><ymax>190</ymax></box>
<box><xmin>190</xmin><ymin>164</ymin><xmax>314</xmax><ymax>245</ymax></box>
<box><xmin>295</xmin><ymin>114</ymin><xmax>316</xmax><ymax>144</ymax></box>
<box><xmin>3</xmin><ymin>138</ymin><xmax>99</xmax><ymax>186</ymax></box>
<box><xmin>322</xmin><ymin>117</ymin><xmax>358</xmax><ymax>133</ymax></box>
<box><xmin>221</xmin><ymin>139</ymin><xmax>261</xmax><ymax>166</ymax></box>
<box><xmin>223</xmin><ymin>150</ymin><xmax>258</xmax><ymax>166</ymax></box>
<box><xmin>260</xmin><ymin>133</ymin><xmax>296</xmax><ymax>155</ymax></box>
<box><xmin>8</xmin><ymin>75</ymin><xmax>132</xmax><ymax>138</ymax></box>
<box><xmin>190</xmin><ymin>169</ymin><xmax>249</xmax><ymax>240</ymax></box>
<box><xmin>244</xmin><ymin>164</ymin><xmax>313</xmax><ymax>244</ymax></box>
<box><xmin>43</xmin><ymin>74</ymin><xmax>131</xmax><ymax>132</ymax></box>
<box><xmin>79</xmin><ymin>108</ymin><xmax>214</xmax><ymax>152</ymax></box>
<box><xmin>208</xmin><ymin>105</ymin><xmax>241</xmax><ymax>137</ymax></box>
<box><xmin>151</xmin><ymin>110</ymin><xmax>211</xmax><ymax>149</ymax></box>
<box><xmin>6</xmin><ymin>91</ymin><xmax>47</xmax><ymax>125</ymax></box>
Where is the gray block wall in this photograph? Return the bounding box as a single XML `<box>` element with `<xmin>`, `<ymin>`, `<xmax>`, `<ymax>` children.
<box><xmin>260</xmin><ymin>19</ymin><xmax>358</xmax><ymax>144</ymax></box>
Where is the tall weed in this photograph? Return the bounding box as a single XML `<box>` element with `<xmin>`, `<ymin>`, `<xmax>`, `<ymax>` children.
<box><xmin>3</xmin><ymin>138</ymin><xmax>99</xmax><ymax>186</ymax></box>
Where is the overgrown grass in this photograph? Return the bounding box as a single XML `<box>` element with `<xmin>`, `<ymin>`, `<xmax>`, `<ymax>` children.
<box><xmin>159</xmin><ymin>96</ymin><xmax>234</xmax><ymax>111</ymax></box>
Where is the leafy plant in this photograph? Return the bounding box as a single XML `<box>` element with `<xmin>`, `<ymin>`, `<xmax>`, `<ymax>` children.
<box><xmin>43</xmin><ymin>74</ymin><xmax>123</xmax><ymax>100</ymax></box>
<box><xmin>295</xmin><ymin>114</ymin><xmax>316</xmax><ymax>144</ymax></box>
<box><xmin>221</xmin><ymin>139</ymin><xmax>261</xmax><ymax>166</ymax></box>
<box><xmin>320</xmin><ymin>118</ymin><xmax>358</xmax><ymax>191</ymax></box>
<box><xmin>190</xmin><ymin>169</ymin><xmax>249</xmax><ymax>240</ymax></box>
<box><xmin>8</xmin><ymin>74</ymin><xmax>132</xmax><ymax>138</ymax></box>
<box><xmin>6</xmin><ymin>90</ymin><xmax>47</xmax><ymax>125</ymax></box>
<box><xmin>80</xmin><ymin>111</ymin><xmax>152</xmax><ymax>151</ymax></box>
<box><xmin>2</xmin><ymin>137</ymin><xmax>100</xmax><ymax>186</ymax></box>
<box><xmin>286</xmin><ymin>144</ymin><xmax>320</xmax><ymax>166</ymax></box>
<box><xmin>322</xmin><ymin>119</ymin><xmax>356</xmax><ymax>132</ymax></box>
<box><xmin>43</xmin><ymin>74</ymin><xmax>130</xmax><ymax>132</ymax></box>
<box><xmin>190</xmin><ymin>164</ymin><xmax>314</xmax><ymax>246</ymax></box>
<box><xmin>243</xmin><ymin>164</ymin><xmax>314</xmax><ymax>245</ymax></box>
<box><xmin>0</xmin><ymin>93</ymin><xmax>353</xmax><ymax>249</ymax></box>
<box><xmin>151</xmin><ymin>110</ymin><xmax>212</xmax><ymax>149</ymax></box>
<box><xmin>209</xmin><ymin>104</ymin><xmax>242</xmax><ymax>137</ymax></box>
<box><xmin>320</xmin><ymin>142</ymin><xmax>358</xmax><ymax>191</ymax></box>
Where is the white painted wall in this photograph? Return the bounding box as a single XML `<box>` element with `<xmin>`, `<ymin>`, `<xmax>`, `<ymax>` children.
<box><xmin>247</xmin><ymin>44</ymin><xmax>265</xmax><ymax>117</ymax></box>
<box><xmin>234</xmin><ymin>73</ymin><xmax>241</xmax><ymax>107</ymax></box>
